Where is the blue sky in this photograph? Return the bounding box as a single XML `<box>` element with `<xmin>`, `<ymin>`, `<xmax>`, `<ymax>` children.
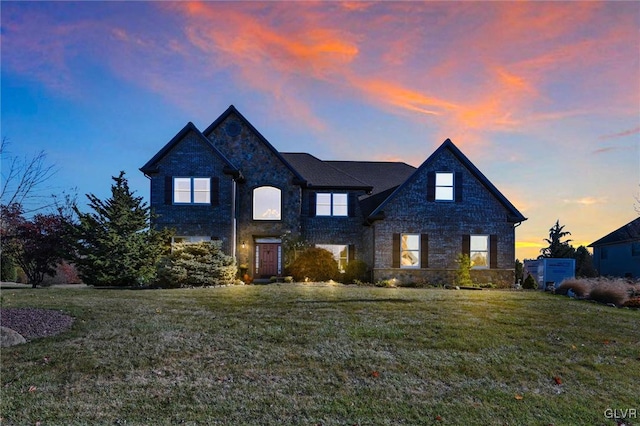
<box><xmin>2</xmin><ymin>1</ymin><xmax>639</xmax><ymax>260</ymax></box>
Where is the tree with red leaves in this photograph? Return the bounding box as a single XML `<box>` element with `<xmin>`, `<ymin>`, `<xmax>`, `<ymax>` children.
<box><xmin>0</xmin><ymin>204</ymin><xmax>69</xmax><ymax>287</ymax></box>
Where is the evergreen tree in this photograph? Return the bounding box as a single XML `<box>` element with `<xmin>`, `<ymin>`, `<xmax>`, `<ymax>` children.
<box><xmin>574</xmin><ymin>245</ymin><xmax>598</xmax><ymax>277</ymax></box>
<box><xmin>540</xmin><ymin>220</ymin><xmax>575</xmax><ymax>258</ymax></box>
<box><xmin>71</xmin><ymin>171</ymin><xmax>170</xmax><ymax>286</ymax></box>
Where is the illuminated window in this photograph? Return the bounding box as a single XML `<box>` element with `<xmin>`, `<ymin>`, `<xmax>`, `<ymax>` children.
<box><xmin>174</xmin><ymin>177</ymin><xmax>210</xmax><ymax>204</ymax></box>
<box><xmin>435</xmin><ymin>172</ymin><xmax>454</xmax><ymax>201</ymax></box>
<box><xmin>253</xmin><ymin>186</ymin><xmax>281</xmax><ymax>220</ymax></box>
<box><xmin>317</xmin><ymin>244</ymin><xmax>348</xmax><ymax>272</ymax></box>
<box><xmin>470</xmin><ymin>235</ymin><xmax>489</xmax><ymax>268</ymax></box>
<box><xmin>316</xmin><ymin>193</ymin><xmax>348</xmax><ymax>217</ymax></box>
<box><xmin>401</xmin><ymin>234</ymin><xmax>420</xmax><ymax>268</ymax></box>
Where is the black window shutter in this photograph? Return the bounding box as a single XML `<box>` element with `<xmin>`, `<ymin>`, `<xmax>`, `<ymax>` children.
<box><xmin>490</xmin><ymin>235</ymin><xmax>498</xmax><ymax>268</ymax></box>
<box><xmin>164</xmin><ymin>176</ymin><xmax>173</xmax><ymax>205</ymax></box>
<box><xmin>462</xmin><ymin>235</ymin><xmax>471</xmax><ymax>256</ymax></box>
<box><xmin>427</xmin><ymin>171</ymin><xmax>436</xmax><ymax>201</ymax></box>
<box><xmin>420</xmin><ymin>234</ymin><xmax>429</xmax><ymax>268</ymax></box>
<box><xmin>308</xmin><ymin>192</ymin><xmax>316</xmax><ymax>217</ymax></box>
<box><xmin>210</xmin><ymin>177</ymin><xmax>220</xmax><ymax>207</ymax></box>
<box><xmin>455</xmin><ymin>172</ymin><xmax>463</xmax><ymax>202</ymax></box>
<box><xmin>348</xmin><ymin>193</ymin><xmax>357</xmax><ymax>217</ymax></box>
<box><xmin>392</xmin><ymin>233</ymin><xmax>400</xmax><ymax>268</ymax></box>
<box><xmin>348</xmin><ymin>244</ymin><xmax>355</xmax><ymax>262</ymax></box>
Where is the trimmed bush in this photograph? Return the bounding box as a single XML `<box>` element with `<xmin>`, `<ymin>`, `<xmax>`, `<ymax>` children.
<box><xmin>343</xmin><ymin>259</ymin><xmax>370</xmax><ymax>284</ymax></box>
<box><xmin>522</xmin><ymin>274</ymin><xmax>538</xmax><ymax>290</ymax></box>
<box><xmin>156</xmin><ymin>241</ymin><xmax>236</xmax><ymax>288</ymax></box>
<box><xmin>287</xmin><ymin>247</ymin><xmax>339</xmax><ymax>282</ymax></box>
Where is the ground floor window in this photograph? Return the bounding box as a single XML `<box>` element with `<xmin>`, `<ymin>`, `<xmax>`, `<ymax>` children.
<box><xmin>316</xmin><ymin>244</ymin><xmax>348</xmax><ymax>272</ymax></box>
<box><xmin>401</xmin><ymin>234</ymin><xmax>420</xmax><ymax>268</ymax></box>
<box><xmin>470</xmin><ymin>235</ymin><xmax>489</xmax><ymax>268</ymax></box>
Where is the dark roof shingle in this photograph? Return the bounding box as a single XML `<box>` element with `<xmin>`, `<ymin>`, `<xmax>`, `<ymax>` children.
<box><xmin>589</xmin><ymin>217</ymin><xmax>640</xmax><ymax>247</ymax></box>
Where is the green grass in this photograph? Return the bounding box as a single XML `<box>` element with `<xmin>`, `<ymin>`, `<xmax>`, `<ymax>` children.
<box><xmin>1</xmin><ymin>285</ymin><xmax>639</xmax><ymax>425</ymax></box>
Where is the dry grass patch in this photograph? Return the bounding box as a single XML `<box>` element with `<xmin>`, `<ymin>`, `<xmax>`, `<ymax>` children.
<box><xmin>1</xmin><ymin>285</ymin><xmax>638</xmax><ymax>425</ymax></box>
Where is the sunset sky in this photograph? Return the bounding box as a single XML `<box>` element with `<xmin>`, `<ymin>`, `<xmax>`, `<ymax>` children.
<box><xmin>2</xmin><ymin>1</ymin><xmax>639</xmax><ymax>261</ymax></box>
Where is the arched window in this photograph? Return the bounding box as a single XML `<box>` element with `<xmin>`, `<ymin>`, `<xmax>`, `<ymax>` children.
<box><xmin>253</xmin><ymin>186</ymin><xmax>281</xmax><ymax>220</ymax></box>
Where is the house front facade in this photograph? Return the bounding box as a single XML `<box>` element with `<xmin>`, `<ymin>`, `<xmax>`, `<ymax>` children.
<box><xmin>140</xmin><ymin>105</ymin><xmax>526</xmax><ymax>286</ymax></box>
<box><xmin>589</xmin><ymin>217</ymin><xmax>640</xmax><ymax>279</ymax></box>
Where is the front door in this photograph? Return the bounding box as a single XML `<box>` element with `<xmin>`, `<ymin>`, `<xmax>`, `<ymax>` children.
<box><xmin>257</xmin><ymin>243</ymin><xmax>280</xmax><ymax>277</ymax></box>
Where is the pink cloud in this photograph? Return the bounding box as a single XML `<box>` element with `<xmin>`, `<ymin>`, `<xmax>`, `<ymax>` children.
<box><xmin>599</xmin><ymin>127</ymin><xmax>640</xmax><ymax>140</ymax></box>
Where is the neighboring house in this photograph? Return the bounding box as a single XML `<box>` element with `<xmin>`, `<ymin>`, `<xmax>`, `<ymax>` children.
<box><xmin>589</xmin><ymin>217</ymin><xmax>640</xmax><ymax>278</ymax></box>
<box><xmin>140</xmin><ymin>105</ymin><xmax>526</xmax><ymax>286</ymax></box>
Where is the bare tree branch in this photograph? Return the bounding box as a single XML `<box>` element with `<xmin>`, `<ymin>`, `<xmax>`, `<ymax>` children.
<box><xmin>1</xmin><ymin>137</ymin><xmax>59</xmax><ymax>213</ymax></box>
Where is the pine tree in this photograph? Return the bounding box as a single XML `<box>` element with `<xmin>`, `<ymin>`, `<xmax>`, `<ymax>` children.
<box><xmin>540</xmin><ymin>220</ymin><xmax>575</xmax><ymax>258</ymax></box>
<box><xmin>71</xmin><ymin>171</ymin><xmax>170</xmax><ymax>286</ymax></box>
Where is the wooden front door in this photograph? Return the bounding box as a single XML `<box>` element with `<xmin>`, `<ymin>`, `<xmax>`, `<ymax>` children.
<box><xmin>257</xmin><ymin>243</ymin><xmax>280</xmax><ymax>277</ymax></box>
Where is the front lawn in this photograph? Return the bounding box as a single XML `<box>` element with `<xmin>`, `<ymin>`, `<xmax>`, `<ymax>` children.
<box><xmin>1</xmin><ymin>285</ymin><xmax>638</xmax><ymax>425</ymax></box>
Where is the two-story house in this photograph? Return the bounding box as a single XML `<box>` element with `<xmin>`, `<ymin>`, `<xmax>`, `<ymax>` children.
<box><xmin>140</xmin><ymin>105</ymin><xmax>526</xmax><ymax>286</ymax></box>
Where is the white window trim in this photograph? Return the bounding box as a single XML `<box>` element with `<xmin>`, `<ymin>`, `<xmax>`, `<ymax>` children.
<box><xmin>316</xmin><ymin>192</ymin><xmax>348</xmax><ymax>217</ymax></box>
<box><xmin>470</xmin><ymin>234</ymin><xmax>489</xmax><ymax>269</ymax></box>
<box><xmin>173</xmin><ymin>177</ymin><xmax>211</xmax><ymax>205</ymax></box>
<box><xmin>435</xmin><ymin>172</ymin><xmax>454</xmax><ymax>201</ymax></box>
<box><xmin>253</xmin><ymin>186</ymin><xmax>282</xmax><ymax>221</ymax></box>
<box><xmin>400</xmin><ymin>233</ymin><xmax>420</xmax><ymax>269</ymax></box>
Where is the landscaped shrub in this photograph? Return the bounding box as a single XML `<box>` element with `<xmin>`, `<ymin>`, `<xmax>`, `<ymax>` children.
<box><xmin>455</xmin><ymin>253</ymin><xmax>473</xmax><ymax>287</ymax></box>
<box><xmin>589</xmin><ymin>279</ymin><xmax>632</xmax><ymax>306</ymax></box>
<box><xmin>156</xmin><ymin>241</ymin><xmax>236</xmax><ymax>288</ymax></box>
<box><xmin>343</xmin><ymin>259</ymin><xmax>370</xmax><ymax>284</ymax></box>
<box><xmin>1</xmin><ymin>253</ymin><xmax>17</xmax><ymax>282</ymax></box>
<box><xmin>522</xmin><ymin>274</ymin><xmax>538</xmax><ymax>290</ymax></box>
<box><xmin>287</xmin><ymin>247</ymin><xmax>339</xmax><ymax>282</ymax></box>
<box><xmin>556</xmin><ymin>278</ymin><xmax>591</xmax><ymax>298</ymax></box>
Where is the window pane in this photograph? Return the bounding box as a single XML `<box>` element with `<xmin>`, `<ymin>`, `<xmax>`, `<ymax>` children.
<box><xmin>316</xmin><ymin>193</ymin><xmax>332</xmax><ymax>216</ymax></box>
<box><xmin>470</xmin><ymin>252</ymin><xmax>488</xmax><ymax>267</ymax></box>
<box><xmin>253</xmin><ymin>186</ymin><xmax>281</xmax><ymax>220</ymax></box>
<box><xmin>435</xmin><ymin>172</ymin><xmax>453</xmax><ymax>186</ymax></box>
<box><xmin>174</xmin><ymin>178</ymin><xmax>191</xmax><ymax>203</ymax></box>
<box><xmin>192</xmin><ymin>178</ymin><xmax>210</xmax><ymax>204</ymax></box>
<box><xmin>333</xmin><ymin>193</ymin><xmax>348</xmax><ymax>216</ymax></box>
<box><xmin>435</xmin><ymin>187</ymin><xmax>453</xmax><ymax>201</ymax></box>
<box><xmin>470</xmin><ymin>235</ymin><xmax>488</xmax><ymax>251</ymax></box>
<box><xmin>174</xmin><ymin>178</ymin><xmax>191</xmax><ymax>191</ymax></box>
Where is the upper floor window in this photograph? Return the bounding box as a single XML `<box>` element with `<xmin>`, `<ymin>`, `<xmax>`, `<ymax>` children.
<box><xmin>316</xmin><ymin>193</ymin><xmax>348</xmax><ymax>217</ymax></box>
<box><xmin>470</xmin><ymin>235</ymin><xmax>489</xmax><ymax>268</ymax></box>
<box><xmin>435</xmin><ymin>172</ymin><xmax>454</xmax><ymax>201</ymax></box>
<box><xmin>174</xmin><ymin>177</ymin><xmax>210</xmax><ymax>204</ymax></box>
<box><xmin>253</xmin><ymin>186</ymin><xmax>281</xmax><ymax>220</ymax></box>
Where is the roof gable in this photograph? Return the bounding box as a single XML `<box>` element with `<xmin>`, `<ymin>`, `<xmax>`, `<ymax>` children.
<box><xmin>203</xmin><ymin>105</ymin><xmax>306</xmax><ymax>185</ymax></box>
<box><xmin>589</xmin><ymin>217</ymin><xmax>640</xmax><ymax>247</ymax></box>
<box><xmin>140</xmin><ymin>122</ymin><xmax>239</xmax><ymax>177</ymax></box>
<box><xmin>368</xmin><ymin>139</ymin><xmax>527</xmax><ymax>223</ymax></box>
